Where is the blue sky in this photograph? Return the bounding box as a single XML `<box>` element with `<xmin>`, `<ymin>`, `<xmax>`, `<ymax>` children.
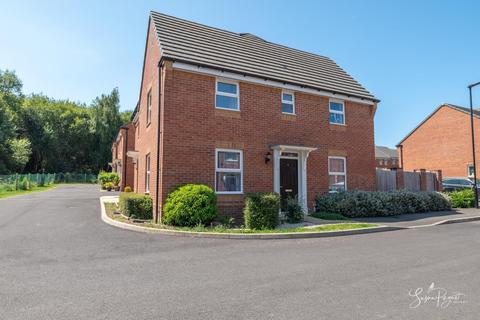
<box><xmin>1</xmin><ymin>0</ymin><xmax>479</xmax><ymax>147</ymax></box>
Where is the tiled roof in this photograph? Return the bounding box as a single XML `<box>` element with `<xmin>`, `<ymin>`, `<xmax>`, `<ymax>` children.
<box><xmin>375</xmin><ymin>146</ymin><xmax>398</xmax><ymax>159</ymax></box>
<box><xmin>150</xmin><ymin>11</ymin><xmax>378</xmax><ymax>102</ymax></box>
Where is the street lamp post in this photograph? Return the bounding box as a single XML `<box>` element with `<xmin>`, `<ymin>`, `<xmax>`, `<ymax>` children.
<box><xmin>468</xmin><ymin>81</ymin><xmax>480</xmax><ymax>209</ymax></box>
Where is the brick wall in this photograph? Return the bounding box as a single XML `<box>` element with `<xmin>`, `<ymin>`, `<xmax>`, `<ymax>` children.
<box><xmin>399</xmin><ymin>105</ymin><xmax>480</xmax><ymax>178</ymax></box>
<box><xmin>159</xmin><ymin>69</ymin><xmax>376</xmax><ymax>220</ymax></box>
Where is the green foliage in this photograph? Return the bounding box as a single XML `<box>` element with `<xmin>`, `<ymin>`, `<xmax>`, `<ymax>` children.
<box><xmin>98</xmin><ymin>171</ymin><xmax>120</xmax><ymax>189</ymax></box>
<box><xmin>119</xmin><ymin>193</ymin><xmax>153</xmax><ymax>220</ymax></box>
<box><xmin>449</xmin><ymin>189</ymin><xmax>475</xmax><ymax>208</ymax></box>
<box><xmin>244</xmin><ymin>193</ymin><xmax>280</xmax><ymax>230</ymax></box>
<box><xmin>8</xmin><ymin>138</ymin><xmax>31</xmax><ymax>172</ymax></box>
<box><xmin>124</xmin><ymin>186</ymin><xmax>132</xmax><ymax>192</ymax></box>
<box><xmin>162</xmin><ymin>184</ymin><xmax>217</xmax><ymax>227</ymax></box>
<box><xmin>283</xmin><ymin>197</ymin><xmax>304</xmax><ymax>223</ymax></box>
<box><xmin>0</xmin><ymin>69</ymin><xmax>132</xmax><ymax>174</ymax></box>
<box><xmin>314</xmin><ymin>190</ymin><xmax>451</xmax><ymax>217</ymax></box>
<box><xmin>18</xmin><ymin>176</ymin><xmax>31</xmax><ymax>190</ymax></box>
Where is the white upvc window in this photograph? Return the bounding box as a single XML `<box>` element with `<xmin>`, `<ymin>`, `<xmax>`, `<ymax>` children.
<box><xmin>328</xmin><ymin>156</ymin><xmax>347</xmax><ymax>192</ymax></box>
<box><xmin>145</xmin><ymin>153</ymin><xmax>151</xmax><ymax>193</ymax></box>
<box><xmin>147</xmin><ymin>89</ymin><xmax>152</xmax><ymax>125</ymax></box>
<box><xmin>468</xmin><ymin>164</ymin><xmax>475</xmax><ymax>177</ymax></box>
<box><xmin>215</xmin><ymin>149</ymin><xmax>243</xmax><ymax>194</ymax></box>
<box><xmin>215</xmin><ymin>79</ymin><xmax>239</xmax><ymax>111</ymax></box>
<box><xmin>329</xmin><ymin>100</ymin><xmax>345</xmax><ymax>125</ymax></box>
<box><xmin>281</xmin><ymin>91</ymin><xmax>295</xmax><ymax>114</ymax></box>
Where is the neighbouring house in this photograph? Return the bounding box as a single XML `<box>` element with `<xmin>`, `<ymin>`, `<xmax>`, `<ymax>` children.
<box><xmin>397</xmin><ymin>103</ymin><xmax>479</xmax><ymax>178</ymax></box>
<box><xmin>126</xmin><ymin>11</ymin><xmax>380</xmax><ymax>223</ymax></box>
<box><xmin>375</xmin><ymin>146</ymin><xmax>399</xmax><ymax>169</ymax></box>
<box><xmin>111</xmin><ymin>122</ymin><xmax>135</xmax><ymax>191</ymax></box>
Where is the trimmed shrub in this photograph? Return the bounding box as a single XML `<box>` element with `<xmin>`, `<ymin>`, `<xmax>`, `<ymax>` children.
<box><xmin>244</xmin><ymin>193</ymin><xmax>280</xmax><ymax>230</ymax></box>
<box><xmin>124</xmin><ymin>186</ymin><xmax>132</xmax><ymax>193</ymax></box>
<box><xmin>162</xmin><ymin>184</ymin><xmax>217</xmax><ymax>227</ymax></box>
<box><xmin>98</xmin><ymin>171</ymin><xmax>120</xmax><ymax>189</ymax></box>
<box><xmin>119</xmin><ymin>193</ymin><xmax>153</xmax><ymax>220</ymax></box>
<box><xmin>314</xmin><ymin>190</ymin><xmax>451</xmax><ymax>218</ymax></box>
<box><xmin>283</xmin><ymin>197</ymin><xmax>304</xmax><ymax>223</ymax></box>
<box><xmin>449</xmin><ymin>189</ymin><xmax>475</xmax><ymax>208</ymax></box>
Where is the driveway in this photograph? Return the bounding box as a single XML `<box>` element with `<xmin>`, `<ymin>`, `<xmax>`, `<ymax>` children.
<box><xmin>1</xmin><ymin>184</ymin><xmax>479</xmax><ymax>319</ymax></box>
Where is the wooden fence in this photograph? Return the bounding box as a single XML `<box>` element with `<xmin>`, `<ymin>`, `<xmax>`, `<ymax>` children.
<box><xmin>376</xmin><ymin>168</ymin><xmax>442</xmax><ymax>192</ymax></box>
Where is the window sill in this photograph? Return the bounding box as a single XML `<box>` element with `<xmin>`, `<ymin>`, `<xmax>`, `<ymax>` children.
<box><xmin>281</xmin><ymin>113</ymin><xmax>296</xmax><ymax>121</ymax></box>
<box><xmin>215</xmin><ymin>106</ymin><xmax>240</xmax><ymax>112</ymax></box>
<box><xmin>215</xmin><ymin>108</ymin><xmax>241</xmax><ymax>119</ymax></box>
<box><xmin>329</xmin><ymin>122</ymin><xmax>346</xmax><ymax>126</ymax></box>
<box><xmin>216</xmin><ymin>192</ymin><xmax>244</xmax><ymax>195</ymax></box>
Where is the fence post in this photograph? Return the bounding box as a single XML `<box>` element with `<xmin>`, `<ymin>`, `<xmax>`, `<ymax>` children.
<box><xmin>436</xmin><ymin>170</ymin><xmax>443</xmax><ymax>191</ymax></box>
<box><xmin>419</xmin><ymin>169</ymin><xmax>427</xmax><ymax>191</ymax></box>
<box><xmin>395</xmin><ymin>168</ymin><xmax>405</xmax><ymax>190</ymax></box>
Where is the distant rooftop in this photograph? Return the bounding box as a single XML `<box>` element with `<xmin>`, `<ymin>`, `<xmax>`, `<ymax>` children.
<box><xmin>375</xmin><ymin>146</ymin><xmax>398</xmax><ymax>159</ymax></box>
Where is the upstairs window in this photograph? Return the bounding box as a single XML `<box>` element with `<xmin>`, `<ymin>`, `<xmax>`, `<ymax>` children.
<box><xmin>328</xmin><ymin>156</ymin><xmax>346</xmax><ymax>192</ymax></box>
<box><xmin>215</xmin><ymin>149</ymin><xmax>242</xmax><ymax>194</ymax></box>
<box><xmin>216</xmin><ymin>80</ymin><xmax>239</xmax><ymax>111</ymax></box>
<box><xmin>281</xmin><ymin>91</ymin><xmax>295</xmax><ymax>114</ymax></box>
<box><xmin>147</xmin><ymin>89</ymin><xmax>152</xmax><ymax>125</ymax></box>
<box><xmin>329</xmin><ymin>100</ymin><xmax>345</xmax><ymax>125</ymax></box>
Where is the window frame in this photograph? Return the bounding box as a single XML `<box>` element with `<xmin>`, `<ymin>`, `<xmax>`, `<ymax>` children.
<box><xmin>468</xmin><ymin>164</ymin><xmax>475</xmax><ymax>177</ymax></box>
<box><xmin>215</xmin><ymin>79</ymin><xmax>240</xmax><ymax>111</ymax></box>
<box><xmin>146</xmin><ymin>89</ymin><xmax>152</xmax><ymax>126</ymax></box>
<box><xmin>215</xmin><ymin>148</ymin><xmax>243</xmax><ymax>194</ymax></box>
<box><xmin>329</xmin><ymin>99</ymin><xmax>346</xmax><ymax>125</ymax></box>
<box><xmin>281</xmin><ymin>91</ymin><xmax>295</xmax><ymax>115</ymax></box>
<box><xmin>328</xmin><ymin>156</ymin><xmax>347</xmax><ymax>192</ymax></box>
<box><xmin>145</xmin><ymin>153</ymin><xmax>151</xmax><ymax>193</ymax></box>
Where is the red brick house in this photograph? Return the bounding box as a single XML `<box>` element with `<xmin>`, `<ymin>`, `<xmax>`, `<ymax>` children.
<box><xmin>397</xmin><ymin>103</ymin><xmax>479</xmax><ymax>178</ymax></box>
<box><xmin>111</xmin><ymin>122</ymin><xmax>135</xmax><ymax>190</ymax></box>
<box><xmin>375</xmin><ymin>146</ymin><xmax>399</xmax><ymax>169</ymax></box>
<box><xmin>128</xmin><ymin>11</ymin><xmax>379</xmax><ymax>222</ymax></box>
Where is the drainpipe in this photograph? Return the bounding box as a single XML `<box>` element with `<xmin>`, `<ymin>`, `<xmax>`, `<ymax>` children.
<box><xmin>154</xmin><ymin>59</ymin><xmax>164</xmax><ymax>223</ymax></box>
<box><xmin>397</xmin><ymin>144</ymin><xmax>404</xmax><ymax>169</ymax></box>
<box><xmin>123</xmin><ymin>127</ymin><xmax>129</xmax><ymax>191</ymax></box>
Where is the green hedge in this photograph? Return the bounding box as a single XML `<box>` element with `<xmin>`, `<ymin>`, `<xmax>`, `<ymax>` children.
<box><xmin>449</xmin><ymin>189</ymin><xmax>475</xmax><ymax>208</ymax></box>
<box><xmin>119</xmin><ymin>193</ymin><xmax>153</xmax><ymax>220</ymax></box>
<box><xmin>244</xmin><ymin>193</ymin><xmax>280</xmax><ymax>230</ymax></box>
<box><xmin>314</xmin><ymin>190</ymin><xmax>451</xmax><ymax>218</ymax></box>
<box><xmin>162</xmin><ymin>184</ymin><xmax>217</xmax><ymax>227</ymax></box>
<box><xmin>283</xmin><ymin>197</ymin><xmax>304</xmax><ymax>223</ymax></box>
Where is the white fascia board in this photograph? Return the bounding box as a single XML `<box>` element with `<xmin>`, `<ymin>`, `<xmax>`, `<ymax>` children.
<box><xmin>172</xmin><ymin>61</ymin><xmax>375</xmax><ymax>106</ymax></box>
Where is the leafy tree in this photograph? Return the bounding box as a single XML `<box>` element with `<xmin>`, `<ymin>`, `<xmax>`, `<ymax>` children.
<box><xmin>0</xmin><ymin>69</ymin><xmax>132</xmax><ymax>174</ymax></box>
<box><xmin>8</xmin><ymin>138</ymin><xmax>31</xmax><ymax>172</ymax></box>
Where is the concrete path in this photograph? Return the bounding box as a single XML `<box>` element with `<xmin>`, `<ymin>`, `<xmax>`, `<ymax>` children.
<box><xmin>352</xmin><ymin>208</ymin><xmax>480</xmax><ymax>227</ymax></box>
<box><xmin>1</xmin><ymin>184</ymin><xmax>480</xmax><ymax>319</ymax></box>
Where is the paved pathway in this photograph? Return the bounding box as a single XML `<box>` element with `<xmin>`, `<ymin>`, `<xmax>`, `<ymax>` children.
<box><xmin>1</xmin><ymin>185</ymin><xmax>479</xmax><ymax>319</ymax></box>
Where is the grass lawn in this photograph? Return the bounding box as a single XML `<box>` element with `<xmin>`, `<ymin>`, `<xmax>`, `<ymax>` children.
<box><xmin>0</xmin><ymin>184</ymin><xmax>57</xmax><ymax>199</ymax></box>
<box><xmin>105</xmin><ymin>203</ymin><xmax>377</xmax><ymax>234</ymax></box>
<box><xmin>310</xmin><ymin>212</ymin><xmax>350</xmax><ymax>221</ymax></box>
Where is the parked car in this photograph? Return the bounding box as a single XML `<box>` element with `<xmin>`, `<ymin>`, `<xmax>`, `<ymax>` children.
<box><xmin>442</xmin><ymin>177</ymin><xmax>479</xmax><ymax>192</ymax></box>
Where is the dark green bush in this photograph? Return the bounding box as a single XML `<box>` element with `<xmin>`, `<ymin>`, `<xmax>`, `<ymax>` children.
<box><xmin>283</xmin><ymin>197</ymin><xmax>304</xmax><ymax>223</ymax></box>
<box><xmin>244</xmin><ymin>193</ymin><xmax>280</xmax><ymax>230</ymax></box>
<box><xmin>449</xmin><ymin>189</ymin><xmax>475</xmax><ymax>208</ymax></box>
<box><xmin>314</xmin><ymin>190</ymin><xmax>451</xmax><ymax>218</ymax></box>
<box><xmin>119</xmin><ymin>193</ymin><xmax>153</xmax><ymax>220</ymax></box>
<box><xmin>162</xmin><ymin>184</ymin><xmax>217</xmax><ymax>227</ymax></box>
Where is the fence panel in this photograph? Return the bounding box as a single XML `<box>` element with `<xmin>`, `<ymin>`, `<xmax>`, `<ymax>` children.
<box><xmin>404</xmin><ymin>171</ymin><xmax>421</xmax><ymax>192</ymax></box>
<box><xmin>426</xmin><ymin>172</ymin><xmax>436</xmax><ymax>191</ymax></box>
<box><xmin>376</xmin><ymin>169</ymin><xmax>397</xmax><ymax>191</ymax></box>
